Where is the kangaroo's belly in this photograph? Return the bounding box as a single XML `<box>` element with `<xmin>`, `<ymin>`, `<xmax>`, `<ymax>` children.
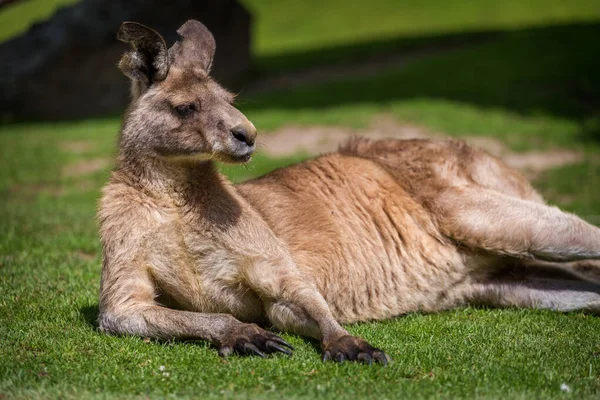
<box><xmin>238</xmin><ymin>154</ymin><xmax>472</xmax><ymax>323</ymax></box>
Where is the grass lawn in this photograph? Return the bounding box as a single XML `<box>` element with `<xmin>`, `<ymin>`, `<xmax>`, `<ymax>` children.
<box><xmin>2</xmin><ymin>0</ymin><xmax>600</xmax><ymax>399</ymax></box>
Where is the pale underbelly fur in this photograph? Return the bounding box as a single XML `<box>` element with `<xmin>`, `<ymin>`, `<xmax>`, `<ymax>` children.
<box><xmin>150</xmin><ymin>213</ymin><xmax>472</xmax><ymax>326</ymax></box>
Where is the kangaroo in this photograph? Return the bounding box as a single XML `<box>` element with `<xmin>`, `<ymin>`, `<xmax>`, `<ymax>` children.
<box><xmin>98</xmin><ymin>20</ymin><xmax>600</xmax><ymax>364</ymax></box>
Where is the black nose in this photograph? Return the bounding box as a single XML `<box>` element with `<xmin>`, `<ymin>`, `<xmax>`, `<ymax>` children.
<box><xmin>231</xmin><ymin>128</ymin><xmax>255</xmax><ymax>146</ymax></box>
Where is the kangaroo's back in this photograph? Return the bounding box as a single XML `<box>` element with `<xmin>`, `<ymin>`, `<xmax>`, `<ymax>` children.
<box><xmin>338</xmin><ymin>137</ymin><xmax>543</xmax><ymax>202</ymax></box>
<box><xmin>237</xmin><ymin>149</ymin><xmax>470</xmax><ymax>322</ymax></box>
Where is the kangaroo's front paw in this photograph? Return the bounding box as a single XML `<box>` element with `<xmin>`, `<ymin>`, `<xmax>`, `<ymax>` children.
<box><xmin>218</xmin><ymin>323</ymin><xmax>294</xmax><ymax>358</ymax></box>
<box><xmin>321</xmin><ymin>335</ymin><xmax>391</xmax><ymax>365</ymax></box>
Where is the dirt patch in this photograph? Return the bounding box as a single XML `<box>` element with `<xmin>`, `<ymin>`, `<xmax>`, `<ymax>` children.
<box><xmin>502</xmin><ymin>151</ymin><xmax>583</xmax><ymax>174</ymax></box>
<box><xmin>60</xmin><ymin>140</ymin><xmax>96</xmax><ymax>154</ymax></box>
<box><xmin>73</xmin><ymin>250</ymin><xmax>96</xmax><ymax>262</ymax></box>
<box><xmin>463</xmin><ymin>136</ymin><xmax>584</xmax><ymax>176</ymax></box>
<box><xmin>8</xmin><ymin>183</ymin><xmax>64</xmax><ymax>197</ymax></box>
<box><xmin>62</xmin><ymin>158</ymin><xmax>111</xmax><ymax>177</ymax></box>
<box><xmin>245</xmin><ymin>39</ymin><xmax>487</xmax><ymax>95</ymax></box>
<box><xmin>259</xmin><ymin>114</ymin><xmax>583</xmax><ymax>176</ymax></box>
<box><xmin>247</xmin><ymin>52</ymin><xmax>425</xmax><ymax>94</ymax></box>
<box><xmin>9</xmin><ymin>180</ymin><xmax>97</xmax><ymax>198</ymax></box>
<box><xmin>260</xmin><ymin>114</ymin><xmax>429</xmax><ymax>156</ymax></box>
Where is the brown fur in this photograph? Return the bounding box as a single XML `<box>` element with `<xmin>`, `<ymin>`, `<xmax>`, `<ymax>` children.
<box><xmin>98</xmin><ymin>20</ymin><xmax>600</xmax><ymax>363</ymax></box>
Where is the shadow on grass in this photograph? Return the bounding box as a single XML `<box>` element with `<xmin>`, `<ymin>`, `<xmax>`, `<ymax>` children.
<box><xmin>244</xmin><ymin>21</ymin><xmax>600</xmax><ymax>134</ymax></box>
<box><xmin>80</xmin><ymin>304</ymin><xmax>99</xmax><ymax>329</ymax></box>
<box><xmin>253</xmin><ymin>28</ymin><xmax>501</xmax><ymax>74</ymax></box>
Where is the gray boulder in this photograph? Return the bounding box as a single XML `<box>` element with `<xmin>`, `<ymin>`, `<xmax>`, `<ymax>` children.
<box><xmin>0</xmin><ymin>0</ymin><xmax>251</xmax><ymax>120</ymax></box>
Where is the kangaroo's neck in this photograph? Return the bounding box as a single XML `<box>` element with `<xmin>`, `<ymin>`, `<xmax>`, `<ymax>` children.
<box><xmin>116</xmin><ymin>152</ymin><xmax>236</xmax><ymax>207</ymax></box>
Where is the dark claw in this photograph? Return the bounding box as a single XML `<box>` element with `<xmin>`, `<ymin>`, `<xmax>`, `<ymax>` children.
<box><xmin>322</xmin><ymin>335</ymin><xmax>390</xmax><ymax>365</ymax></box>
<box><xmin>358</xmin><ymin>353</ymin><xmax>372</xmax><ymax>365</ymax></box>
<box><xmin>270</xmin><ymin>336</ymin><xmax>294</xmax><ymax>350</ymax></box>
<box><xmin>219</xmin><ymin>346</ymin><xmax>233</xmax><ymax>358</ymax></box>
<box><xmin>373</xmin><ymin>351</ymin><xmax>391</xmax><ymax>366</ymax></box>
<box><xmin>243</xmin><ymin>343</ymin><xmax>266</xmax><ymax>358</ymax></box>
<box><xmin>266</xmin><ymin>340</ymin><xmax>293</xmax><ymax>356</ymax></box>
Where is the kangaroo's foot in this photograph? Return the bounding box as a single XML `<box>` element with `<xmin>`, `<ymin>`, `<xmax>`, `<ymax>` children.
<box><xmin>321</xmin><ymin>334</ymin><xmax>391</xmax><ymax>365</ymax></box>
<box><xmin>217</xmin><ymin>323</ymin><xmax>294</xmax><ymax>358</ymax></box>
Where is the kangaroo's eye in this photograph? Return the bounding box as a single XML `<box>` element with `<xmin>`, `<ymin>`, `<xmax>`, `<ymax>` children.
<box><xmin>175</xmin><ymin>103</ymin><xmax>197</xmax><ymax>117</ymax></box>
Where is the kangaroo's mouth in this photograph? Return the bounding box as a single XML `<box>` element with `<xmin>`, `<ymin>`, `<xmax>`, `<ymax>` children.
<box><xmin>216</xmin><ymin>147</ymin><xmax>254</xmax><ymax>164</ymax></box>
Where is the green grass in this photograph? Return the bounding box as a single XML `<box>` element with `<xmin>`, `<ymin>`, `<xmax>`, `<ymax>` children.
<box><xmin>3</xmin><ymin>0</ymin><xmax>600</xmax><ymax>58</ymax></box>
<box><xmin>243</xmin><ymin>0</ymin><xmax>600</xmax><ymax>56</ymax></box>
<box><xmin>3</xmin><ymin>0</ymin><xmax>600</xmax><ymax>398</ymax></box>
<box><xmin>1</xmin><ymin>123</ymin><xmax>600</xmax><ymax>399</ymax></box>
<box><xmin>0</xmin><ymin>0</ymin><xmax>77</xmax><ymax>42</ymax></box>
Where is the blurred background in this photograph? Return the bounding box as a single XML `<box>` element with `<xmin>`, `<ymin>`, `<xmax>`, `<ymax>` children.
<box><xmin>1</xmin><ymin>0</ymin><xmax>599</xmax><ymax>206</ymax></box>
<box><xmin>2</xmin><ymin>0</ymin><xmax>600</xmax><ymax>124</ymax></box>
<box><xmin>2</xmin><ymin>1</ymin><xmax>600</xmax><ymax>397</ymax></box>
<box><xmin>0</xmin><ymin>0</ymin><xmax>599</xmax><ymax>218</ymax></box>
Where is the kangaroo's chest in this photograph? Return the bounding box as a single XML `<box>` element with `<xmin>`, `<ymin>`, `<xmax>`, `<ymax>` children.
<box><xmin>146</xmin><ymin>216</ymin><xmax>265</xmax><ymax>322</ymax></box>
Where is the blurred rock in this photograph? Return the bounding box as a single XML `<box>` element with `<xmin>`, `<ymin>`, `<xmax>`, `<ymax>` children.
<box><xmin>0</xmin><ymin>0</ymin><xmax>251</xmax><ymax>121</ymax></box>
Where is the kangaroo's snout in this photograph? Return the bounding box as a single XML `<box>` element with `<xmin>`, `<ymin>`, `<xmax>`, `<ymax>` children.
<box><xmin>224</xmin><ymin>118</ymin><xmax>257</xmax><ymax>162</ymax></box>
<box><xmin>231</xmin><ymin>123</ymin><xmax>256</xmax><ymax>147</ymax></box>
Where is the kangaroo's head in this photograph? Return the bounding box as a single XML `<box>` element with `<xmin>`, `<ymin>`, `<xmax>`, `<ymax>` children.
<box><xmin>117</xmin><ymin>20</ymin><xmax>256</xmax><ymax>164</ymax></box>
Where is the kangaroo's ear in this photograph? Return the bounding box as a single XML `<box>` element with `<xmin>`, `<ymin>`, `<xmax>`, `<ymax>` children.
<box><xmin>169</xmin><ymin>20</ymin><xmax>216</xmax><ymax>73</ymax></box>
<box><xmin>117</xmin><ymin>22</ymin><xmax>169</xmax><ymax>85</ymax></box>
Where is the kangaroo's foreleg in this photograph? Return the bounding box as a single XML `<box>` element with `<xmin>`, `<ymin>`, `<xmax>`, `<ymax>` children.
<box><xmin>99</xmin><ymin>264</ymin><xmax>293</xmax><ymax>358</ymax></box>
<box><xmin>436</xmin><ymin>186</ymin><xmax>600</xmax><ymax>261</ymax></box>
<box><xmin>245</xmin><ymin>258</ymin><xmax>391</xmax><ymax>364</ymax></box>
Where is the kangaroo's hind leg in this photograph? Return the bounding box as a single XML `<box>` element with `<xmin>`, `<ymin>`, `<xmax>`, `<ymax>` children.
<box><xmin>517</xmin><ymin>258</ymin><xmax>600</xmax><ymax>285</ymax></box>
<box><xmin>435</xmin><ymin>185</ymin><xmax>600</xmax><ymax>262</ymax></box>
<box><xmin>464</xmin><ymin>278</ymin><xmax>600</xmax><ymax>313</ymax></box>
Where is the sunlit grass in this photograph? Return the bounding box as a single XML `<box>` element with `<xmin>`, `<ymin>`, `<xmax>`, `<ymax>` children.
<box><xmin>1</xmin><ymin>116</ymin><xmax>600</xmax><ymax>399</ymax></box>
<box><xmin>0</xmin><ymin>0</ymin><xmax>77</xmax><ymax>42</ymax></box>
<box><xmin>2</xmin><ymin>0</ymin><xmax>600</xmax><ymax>398</ymax></box>
<box><xmin>243</xmin><ymin>0</ymin><xmax>600</xmax><ymax>56</ymax></box>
